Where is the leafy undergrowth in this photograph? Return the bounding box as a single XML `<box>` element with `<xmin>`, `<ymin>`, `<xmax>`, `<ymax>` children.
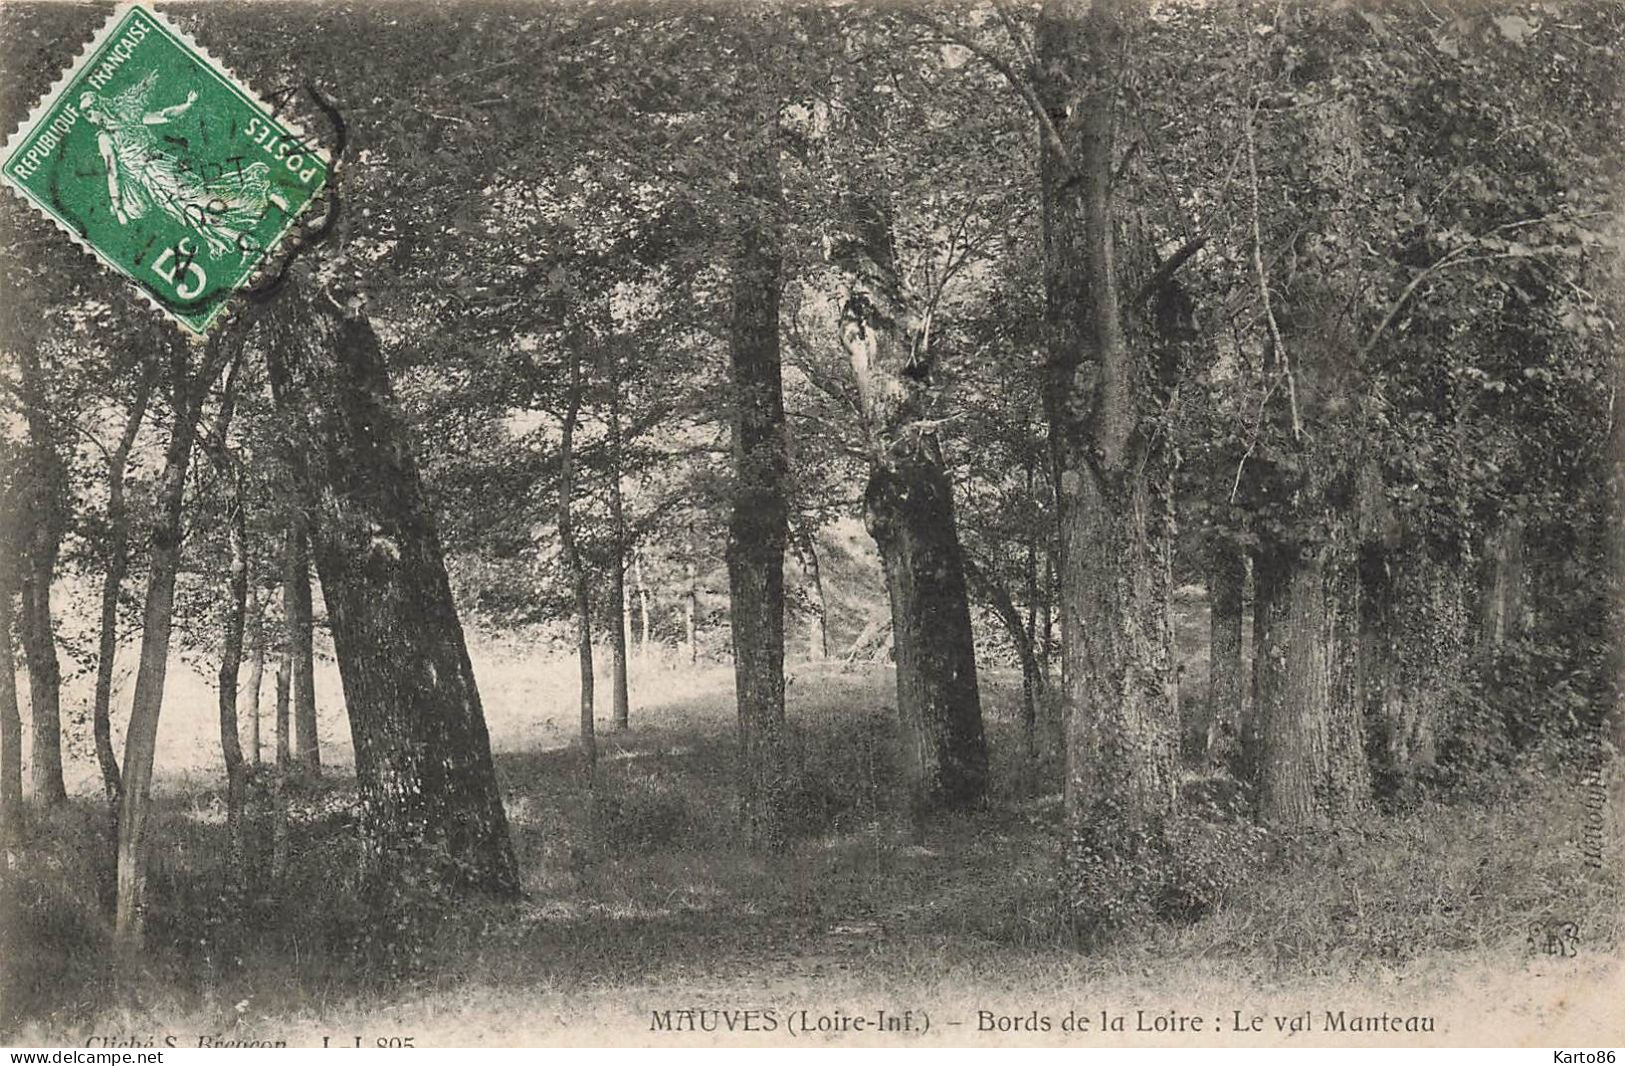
<box><xmin>0</xmin><ymin>665</ymin><xmax>1616</xmax><ymax>1042</ymax></box>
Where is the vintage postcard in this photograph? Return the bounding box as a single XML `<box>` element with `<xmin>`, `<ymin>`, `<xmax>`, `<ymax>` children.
<box><xmin>0</xmin><ymin>0</ymin><xmax>1620</xmax><ymax>1051</ymax></box>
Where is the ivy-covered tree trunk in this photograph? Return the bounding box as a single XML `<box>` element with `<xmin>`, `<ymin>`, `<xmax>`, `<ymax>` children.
<box><xmin>264</xmin><ymin>274</ymin><xmax>520</xmax><ymax>900</ymax></box>
<box><xmin>17</xmin><ymin>344</ymin><xmax>67</xmax><ymax>807</ymax></box>
<box><xmin>830</xmin><ymin>188</ymin><xmax>987</xmax><ymax>816</ymax></box>
<box><xmin>1479</xmin><ymin>516</ymin><xmax>1527</xmax><ymax>653</ymax></box>
<box><xmin>285</xmin><ymin>515</ymin><xmax>320</xmax><ymax>775</ymax></box>
<box><xmin>92</xmin><ymin>364</ymin><xmax>155</xmax><ymax>805</ymax></box>
<box><xmin>1252</xmin><ymin>538</ymin><xmax>1368</xmax><ymax>825</ymax></box>
<box><xmin>727</xmin><ymin>83</ymin><xmax>792</xmax><ymax>849</ymax></box>
<box><xmin>1361</xmin><ymin>540</ymin><xmax>1471</xmax><ymax>791</ymax></box>
<box><xmin>1037</xmin><ymin>0</ymin><xmax>1177</xmax><ymax>929</ymax></box>
<box><xmin>1206</xmin><ymin>540</ymin><xmax>1246</xmax><ymax>764</ymax></box>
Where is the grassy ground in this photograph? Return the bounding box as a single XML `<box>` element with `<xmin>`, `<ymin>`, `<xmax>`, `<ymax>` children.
<box><xmin>1</xmin><ymin>658</ymin><xmax>1620</xmax><ymax>1046</ymax></box>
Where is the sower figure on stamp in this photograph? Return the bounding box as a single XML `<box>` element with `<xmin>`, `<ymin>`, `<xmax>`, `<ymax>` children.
<box><xmin>83</xmin><ymin>71</ymin><xmax>287</xmax><ymax>257</ymax></box>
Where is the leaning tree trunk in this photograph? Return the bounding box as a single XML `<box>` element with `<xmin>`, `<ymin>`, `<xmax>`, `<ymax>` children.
<box><xmin>606</xmin><ymin>381</ymin><xmax>631</xmax><ymax>733</ymax></box>
<box><xmin>115</xmin><ymin>332</ymin><xmax>239</xmax><ymax>950</ymax></box>
<box><xmin>829</xmin><ymin>174</ymin><xmax>987</xmax><ymax>816</ymax></box>
<box><xmin>285</xmin><ymin>515</ymin><xmax>320</xmax><ymax>775</ymax></box>
<box><xmin>965</xmin><ymin>558</ymin><xmax>1043</xmax><ymax>763</ymax></box>
<box><xmin>558</xmin><ymin>346</ymin><xmax>597</xmax><ymax>778</ymax></box>
<box><xmin>1206</xmin><ymin>538</ymin><xmax>1246</xmax><ymax>766</ymax></box>
<box><xmin>264</xmin><ymin>272</ymin><xmax>519</xmax><ymax>900</ymax></box>
<box><xmin>1037</xmin><ymin>0</ymin><xmax>1177</xmax><ymax>932</ymax></box>
<box><xmin>726</xmin><ymin>77</ymin><xmax>792</xmax><ymax>849</ymax></box>
<box><xmin>92</xmin><ymin>363</ymin><xmax>156</xmax><ymax>804</ymax></box>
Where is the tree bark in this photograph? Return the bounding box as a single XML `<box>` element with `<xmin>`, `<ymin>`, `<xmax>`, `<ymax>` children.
<box><xmin>1206</xmin><ymin>538</ymin><xmax>1246</xmax><ymax>765</ymax></box>
<box><xmin>1252</xmin><ymin>542</ymin><xmax>1368</xmax><ymax>825</ymax></box>
<box><xmin>634</xmin><ymin>549</ymin><xmax>652</xmax><ymax>654</ymax></box>
<box><xmin>727</xmin><ymin>78</ymin><xmax>792</xmax><ymax>848</ymax></box>
<box><xmin>684</xmin><ymin>534</ymin><xmax>699</xmax><ymax>665</ymax></box>
<box><xmin>285</xmin><ymin>514</ymin><xmax>320</xmax><ymax>774</ymax></box>
<box><xmin>245</xmin><ymin>584</ymin><xmax>265</xmax><ymax>767</ymax></box>
<box><xmin>16</xmin><ymin>345</ymin><xmax>67</xmax><ymax>807</ymax></box>
<box><xmin>91</xmin><ymin>363</ymin><xmax>157</xmax><ymax>805</ymax></box>
<box><xmin>558</xmin><ymin>344</ymin><xmax>597</xmax><ymax>778</ymax></box>
<box><xmin>606</xmin><ymin>381</ymin><xmax>631</xmax><ymax>733</ymax></box>
<box><xmin>263</xmin><ymin>272</ymin><xmax>520</xmax><ymax>900</ymax></box>
<box><xmin>115</xmin><ymin>332</ymin><xmax>239</xmax><ymax>950</ymax></box>
<box><xmin>830</xmin><ymin>170</ymin><xmax>987</xmax><ymax>816</ymax></box>
<box><xmin>0</xmin><ymin>456</ymin><xmax>23</xmax><ymax>848</ymax></box>
<box><xmin>274</xmin><ymin>646</ymin><xmax>291</xmax><ymax>768</ymax></box>
<box><xmin>1036</xmin><ymin>0</ymin><xmax>1178</xmax><ymax>926</ymax></box>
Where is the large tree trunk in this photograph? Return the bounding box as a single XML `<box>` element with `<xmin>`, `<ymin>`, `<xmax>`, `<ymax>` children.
<box><xmin>727</xmin><ymin>80</ymin><xmax>792</xmax><ymax>849</ymax></box>
<box><xmin>285</xmin><ymin>515</ymin><xmax>320</xmax><ymax>775</ymax></box>
<box><xmin>115</xmin><ymin>334</ymin><xmax>237</xmax><ymax>950</ymax></box>
<box><xmin>1252</xmin><ymin>541</ymin><xmax>1368</xmax><ymax>825</ymax></box>
<box><xmin>17</xmin><ymin>346</ymin><xmax>67</xmax><ymax>807</ymax></box>
<box><xmin>92</xmin><ymin>364</ymin><xmax>156</xmax><ymax>805</ymax></box>
<box><xmin>264</xmin><ymin>273</ymin><xmax>519</xmax><ymax>900</ymax></box>
<box><xmin>1037</xmin><ymin>0</ymin><xmax>1177</xmax><ymax>929</ymax></box>
<box><xmin>606</xmin><ymin>383</ymin><xmax>631</xmax><ymax>734</ymax></box>
<box><xmin>1206</xmin><ymin>539</ymin><xmax>1246</xmax><ymax>766</ymax></box>
<box><xmin>1366</xmin><ymin>543</ymin><xmax>1472</xmax><ymax>789</ymax></box>
<box><xmin>830</xmin><ymin>175</ymin><xmax>987</xmax><ymax>816</ymax></box>
<box><xmin>558</xmin><ymin>347</ymin><xmax>597</xmax><ymax>777</ymax></box>
<box><xmin>0</xmin><ymin>455</ymin><xmax>23</xmax><ymax>848</ymax></box>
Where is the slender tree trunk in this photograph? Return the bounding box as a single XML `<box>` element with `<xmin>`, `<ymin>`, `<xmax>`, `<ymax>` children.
<box><xmin>264</xmin><ymin>272</ymin><xmax>519</xmax><ymax>899</ymax></box>
<box><xmin>727</xmin><ymin>75</ymin><xmax>791</xmax><ymax>848</ymax></box>
<box><xmin>0</xmin><ymin>461</ymin><xmax>23</xmax><ymax>848</ymax></box>
<box><xmin>830</xmin><ymin>175</ymin><xmax>987</xmax><ymax>816</ymax></box>
<box><xmin>115</xmin><ymin>334</ymin><xmax>238</xmax><ymax>950</ymax></box>
<box><xmin>17</xmin><ymin>345</ymin><xmax>67</xmax><ymax>806</ymax></box>
<box><xmin>558</xmin><ymin>347</ymin><xmax>597</xmax><ymax>777</ymax></box>
<box><xmin>1037</xmin><ymin>0</ymin><xmax>1177</xmax><ymax>932</ymax></box>
<box><xmin>217</xmin><ymin>465</ymin><xmax>250</xmax><ymax>891</ymax></box>
<box><xmin>91</xmin><ymin>365</ymin><xmax>156</xmax><ymax>805</ymax></box>
<box><xmin>684</xmin><ymin>533</ymin><xmax>699</xmax><ymax>665</ymax></box>
<box><xmin>634</xmin><ymin>550</ymin><xmax>652</xmax><ymax>654</ymax></box>
<box><xmin>1206</xmin><ymin>539</ymin><xmax>1246</xmax><ymax>765</ymax></box>
<box><xmin>606</xmin><ymin>383</ymin><xmax>631</xmax><ymax>733</ymax></box>
<box><xmin>799</xmin><ymin>531</ymin><xmax>829</xmax><ymax>661</ymax></box>
<box><xmin>274</xmin><ymin>647</ymin><xmax>291</xmax><ymax>768</ymax></box>
<box><xmin>245</xmin><ymin>584</ymin><xmax>265</xmax><ymax>767</ymax></box>
<box><xmin>285</xmin><ymin>515</ymin><xmax>320</xmax><ymax>775</ymax></box>
<box><xmin>966</xmin><ymin>559</ymin><xmax>1042</xmax><ymax>763</ymax></box>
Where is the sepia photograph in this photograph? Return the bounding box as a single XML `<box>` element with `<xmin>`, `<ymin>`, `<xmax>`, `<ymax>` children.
<box><xmin>0</xmin><ymin>0</ymin><xmax>1621</xmax><ymax>1049</ymax></box>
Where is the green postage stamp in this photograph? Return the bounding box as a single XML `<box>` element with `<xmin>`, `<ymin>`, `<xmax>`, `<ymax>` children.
<box><xmin>1</xmin><ymin>3</ymin><xmax>329</xmax><ymax>334</ymax></box>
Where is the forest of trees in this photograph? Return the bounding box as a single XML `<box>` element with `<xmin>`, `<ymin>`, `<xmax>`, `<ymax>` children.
<box><xmin>0</xmin><ymin>0</ymin><xmax>1621</xmax><ymax>1013</ymax></box>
